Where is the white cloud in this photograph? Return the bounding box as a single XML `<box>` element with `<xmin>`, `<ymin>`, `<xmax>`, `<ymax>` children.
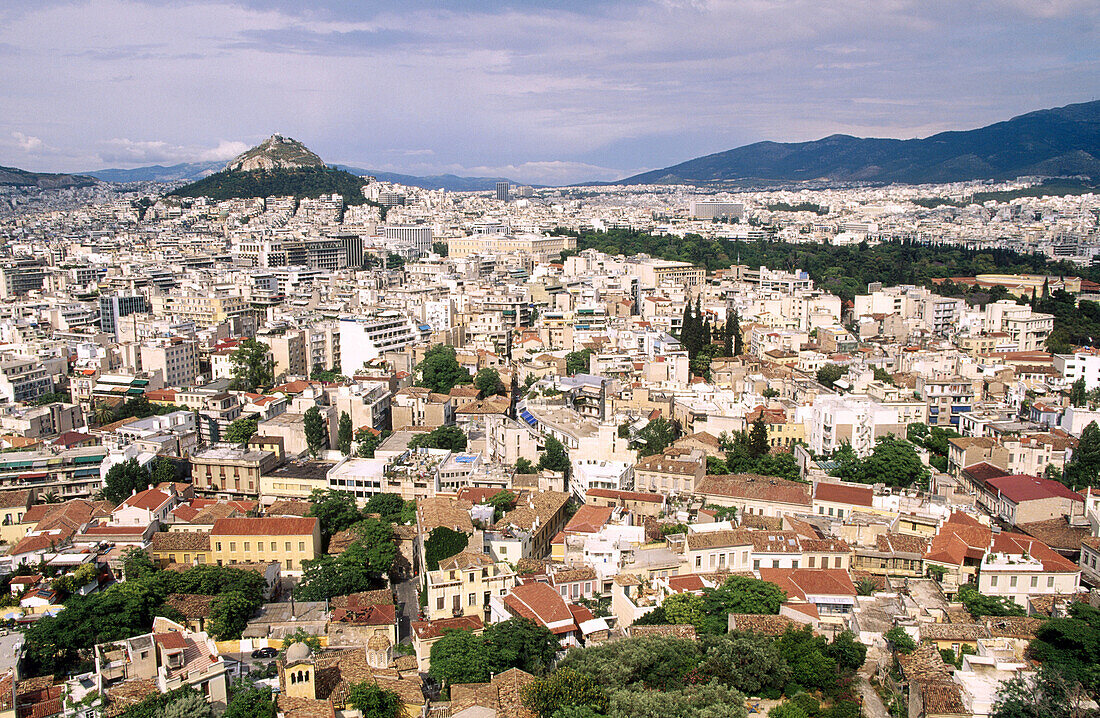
<box><xmin>11</xmin><ymin>132</ymin><xmax>44</xmax><ymax>152</ymax></box>
<box><xmin>96</xmin><ymin>138</ymin><xmax>248</xmax><ymax>166</ymax></box>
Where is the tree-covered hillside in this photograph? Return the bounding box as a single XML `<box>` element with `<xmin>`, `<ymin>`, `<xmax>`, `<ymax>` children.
<box><xmin>169</xmin><ymin>166</ymin><xmax>371</xmax><ymax>204</ymax></box>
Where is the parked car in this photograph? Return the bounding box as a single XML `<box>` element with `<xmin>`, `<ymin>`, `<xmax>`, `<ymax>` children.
<box><xmin>251</xmin><ymin>647</ymin><xmax>278</xmax><ymax>659</ymax></box>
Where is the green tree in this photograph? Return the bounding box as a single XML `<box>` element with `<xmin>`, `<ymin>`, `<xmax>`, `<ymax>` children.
<box><xmin>424</xmin><ymin>527</ymin><xmax>470</xmax><ymax>570</ymax></box>
<box><xmin>103</xmin><ymin>457</ymin><xmax>151</xmax><ymax>504</ymax></box>
<box><xmin>608</xmin><ymin>682</ymin><xmax>746</xmax><ymax>718</ymax></box>
<box><xmin>303</xmin><ymin>406</ymin><xmax>326</xmax><ymax>457</ymax></box>
<box><xmin>429</xmin><ymin>629</ymin><xmax>492</xmax><ymax>687</ymax></box>
<box><xmin>295</xmin><ymin>520</ymin><xmax>396</xmax><ymax>600</ymax></box>
<box><xmin>230</xmin><ymin>338</ymin><xmax>275</xmax><ymax>392</ymax></box>
<box><xmin>825</xmin><ymin>631</ymin><xmax>867</xmax><ymax>672</ymax></box>
<box><xmin>564</xmin><ymin>349</ymin><xmax>592</xmax><ymax>377</ymax></box>
<box><xmin>338</xmin><ymin>412</ymin><xmax>353</xmax><ymax>455</ymax></box>
<box><xmin>150</xmin><ymin>457</ymin><xmax>177</xmax><ymax>485</ymax></box>
<box><xmin>364</xmin><ymin>493</ymin><xmax>405</xmax><ymax>523</ymax></box>
<box><xmin>515</xmin><ymin>457</ymin><xmax>537</xmax><ymax>473</ymax></box>
<box><xmin>93</xmin><ymin>400</ymin><xmax>116</xmax><ymax>425</ymax></box>
<box><xmin>768</xmin><ymin>704</ymin><xmax>809</xmax><ymax>718</ymax></box>
<box><xmin>207</xmin><ymin>590</ymin><xmax>255</xmax><ymax>640</ymax></box>
<box><xmin>662</xmin><ymin>592</ymin><xmax>705</xmax><ymax>628</ymax></box>
<box><xmin>223</xmin><ymin>416</ymin><xmax>258</xmax><ymax>444</ymax></box>
<box><xmin>486</xmin><ymin>490</ymin><xmax>518</xmax><ymax>523</ymax></box>
<box><xmin>1065</xmin><ymin>421</ymin><xmax>1100</xmax><ymax>488</ymax></box>
<box><xmin>695</xmin><ymin>576</ymin><xmax>786</xmax><ymax>634</ymax></box>
<box><xmin>523</xmin><ymin>668</ymin><xmax>609</xmax><ymax>718</ymax></box>
<box><xmin>355</xmin><ymin>427</ymin><xmax>387</xmax><ymax>458</ymax></box>
<box><xmin>537</xmin><ymin>435</ymin><xmax>572</xmax><ymax>474</ymax></box>
<box><xmin>483</xmin><ymin>617</ymin><xmax>560</xmax><ymax>675</ymax></box>
<box><xmin>957</xmin><ymin>584</ymin><xmax>1026</xmax><ymax>619</ymax></box>
<box><xmin>816</xmin><ymin>364</ymin><xmax>846</xmax><ymax>389</ymax></box>
<box><xmin>307</xmin><ymin>489</ymin><xmax>363</xmax><ymax>539</ymax></box>
<box><xmin>432</xmin><ymin>241</ymin><xmax>449</xmax><ymax>257</ymax></box>
<box><xmin>415</xmin><ymin>345</ymin><xmax>473</xmax><ymax>394</ymax></box>
<box><xmin>992</xmin><ymin>665</ymin><xmax>1087</xmax><ymax>718</ymax></box>
<box><xmin>634</xmin><ymin>417</ymin><xmax>678</xmax><ymax>457</ymax></box>
<box><xmin>408</xmin><ymin>426</ymin><xmax>468</xmax><ymax>452</ymax></box>
<box><xmin>748</xmin><ymin>417</ymin><xmax>770</xmax><ymax>458</ymax></box>
<box><xmin>224</xmin><ymin>687</ymin><xmax>276</xmax><ymax>718</ymax></box>
<box><xmin>348</xmin><ymin>683</ymin><xmax>404</xmax><ymax>718</ymax></box>
<box><xmin>884</xmin><ymin>627</ymin><xmax>917</xmax><ymax>654</ymax></box>
<box><xmin>696</xmin><ymin>634</ymin><xmax>790</xmax><ymax>696</ymax></box>
<box><xmin>162</xmin><ymin>689</ymin><xmax>213</xmax><ymax>718</ymax></box>
<box><xmin>475</xmin><ymin>368</ymin><xmax>505</xmax><ymax>398</ymax></box>
<box><xmin>855</xmin><ymin>436</ymin><xmax>929</xmax><ymax>488</ymax></box>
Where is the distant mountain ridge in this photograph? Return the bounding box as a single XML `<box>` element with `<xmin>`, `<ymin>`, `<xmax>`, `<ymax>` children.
<box><xmin>0</xmin><ymin>165</ymin><xmax>97</xmax><ymax>189</ymax></box>
<box><xmin>335</xmin><ymin>166</ymin><xmax>523</xmax><ymax>192</ymax></box>
<box><xmin>620</xmin><ymin>99</ymin><xmax>1100</xmax><ymax>185</ymax></box>
<box><xmin>85</xmin><ymin>162</ymin><xmax>224</xmax><ymax>183</ymax></box>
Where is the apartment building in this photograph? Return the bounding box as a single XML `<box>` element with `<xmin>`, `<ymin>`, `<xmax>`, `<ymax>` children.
<box><xmin>447</xmin><ymin>233</ymin><xmax>576</xmax><ymax>262</ymax></box>
<box><xmin>209</xmin><ymin>516</ymin><xmax>320</xmax><ymax>574</ymax></box>
<box><xmin>0</xmin><ymin>446</ymin><xmax>107</xmax><ymax>500</ymax></box>
<box><xmin>0</xmin><ymin>402</ymin><xmax>82</xmax><ymax>439</ymax></box>
<box><xmin>390</xmin><ymin>387</ymin><xmax>453</xmax><ymax>429</ymax></box>
<box><xmin>338</xmin><ymin>312</ymin><xmax>420</xmax><ymax>374</ymax></box>
<box><xmin>140</xmin><ymin>338</ymin><xmax>200</xmax><ymax>388</ymax></box>
<box><xmin>633</xmin><ymin>447</ymin><xmax>705</xmax><ymax>495</ymax></box>
<box><xmin>189</xmin><ymin>445</ymin><xmax>281</xmax><ymax>498</ymax></box>
<box><xmin>916</xmin><ymin>376</ymin><xmax>976</xmax><ymax>429</ymax></box>
<box><xmin>0</xmin><ymin>358</ymin><xmax>53</xmax><ymax>404</ymax></box>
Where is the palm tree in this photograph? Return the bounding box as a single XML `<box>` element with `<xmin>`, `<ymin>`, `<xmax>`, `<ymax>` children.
<box><xmin>93</xmin><ymin>401</ymin><xmax>115</xmax><ymax>426</ymax></box>
<box><xmin>40</xmin><ymin>492</ymin><xmax>61</xmax><ymax>504</ymax></box>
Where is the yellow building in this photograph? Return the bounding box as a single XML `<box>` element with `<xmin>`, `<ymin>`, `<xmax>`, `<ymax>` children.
<box><xmin>425</xmin><ymin>551</ymin><xmax>517</xmax><ymax>621</ymax></box>
<box><xmin>149</xmin><ymin>530</ymin><xmax>213</xmax><ymax>567</ymax></box>
<box><xmin>210</xmin><ymin>517</ymin><xmax>320</xmax><ymax>575</ymax></box>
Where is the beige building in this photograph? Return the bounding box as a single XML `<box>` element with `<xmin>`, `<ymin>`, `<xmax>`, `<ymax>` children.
<box><xmin>139</xmin><ymin>338</ymin><xmax>199</xmax><ymax>388</ymax></box>
<box><xmin>260</xmin><ymin>329</ymin><xmax>308</xmax><ymax>380</ymax></box>
<box><xmin>633</xmin><ymin>447</ymin><xmax>706</xmax><ymax>495</ymax></box>
<box><xmin>190</xmin><ymin>446</ymin><xmax>281</xmax><ymax>498</ymax></box>
<box><xmin>447</xmin><ymin>233</ymin><xmax>576</xmax><ymax>262</ymax></box>
<box><xmin>390</xmin><ymin>387</ymin><xmax>454</xmax><ymax>430</ymax></box>
<box><xmin>210</xmin><ymin>516</ymin><xmax>320</xmax><ymax>575</ymax></box>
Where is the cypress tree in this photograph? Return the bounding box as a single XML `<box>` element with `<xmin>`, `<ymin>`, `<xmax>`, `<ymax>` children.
<box><xmin>723</xmin><ymin>314</ymin><xmax>734</xmax><ymax>356</ymax></box>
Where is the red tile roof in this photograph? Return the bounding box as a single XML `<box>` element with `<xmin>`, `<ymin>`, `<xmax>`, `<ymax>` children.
<box><xmin>564</xmin><ymin>505</ymin><xmax>613</xmax><ymax>534</ymax></box>
<box><xmin>985</xmin><ymin>475</ymin><xmax>1083</xmax><ymax>504</ymax></box>
<box><xmin>121</xmin><ymin>488</ymin><xmax>173</xmax><ymax>512</ymax></box>
<box><xmin>758</xmin><ymin>567</ymin><xmax>857</xmax><ymax>600</ymax></box>
<box><xmin>813</xmin><ymin>482</ymin><xmax>873</xmax><ymax>507</ymax></box>
<box><xmin>503</xmin><ymin>582</ymin><xmax>575</xmax><ymax>634</ymax></box>
<box><xmin>211</xmin><ymin>517</ymin><xmax>317</xmax><ymax>536</ymax></box>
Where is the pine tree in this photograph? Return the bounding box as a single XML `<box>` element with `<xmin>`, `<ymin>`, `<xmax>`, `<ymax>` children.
<box><xmin>732</xmin><ymin>311</ymin><xmax>744</xmax><ymax>356</ymax></box>
<box><xmin>701</xmin><ymin>316</ymin><xmax>712</xmax><ymax>349</ymax></box>
<box><xmin>337</xmin><ymin>411</ymin><xmax>353</xmax><ymax>455</ymax></box>
<box><xmin>1066</xmin><ymin>420</ymin><xmax>1100</xmax><ymax>488</ymax></box>
<box><xmin>723</xmin><ymin>314</ymin><xmax>734</xmax><ymax>356</ymax></box>
<box><xmin>1071</xmin><ymin>377</ymin><xmax>1087</xmax><ymax>408</ymax></box>
<box><xmin>680</xmin><ymin>299</ymin><xmax>694</xmax><ymax>348</ymax></box>
<box><xmin>748</xmin><ymin>416</ymin><xmax>770</xmax><ymax>458</ymax></box>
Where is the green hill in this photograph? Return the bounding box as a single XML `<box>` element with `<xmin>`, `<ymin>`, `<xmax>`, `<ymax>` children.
<box><xmin>168</xmin><ymin>165</ymin><xmax>370</xmax><ymax>204</ymax></box>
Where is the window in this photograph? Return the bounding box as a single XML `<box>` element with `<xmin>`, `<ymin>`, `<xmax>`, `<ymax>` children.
<box><xmin>808</xmin><ymin>556</ymin><xmax>816</xmax><ymax>568</ymax></box>
<box><xmin>990</xmin><ymin>576</ymin><xmax>999</xmax><ymax>587</ymax></box>
<box><xmin>244</xmin><ymin>542</ymin><xmax>250</xmax><ymax>552</ymax></box>
<box><xmin>229</xmin><ymin>542</ymin><xmax>236</xmax><ymax>552</ymax></box>
<box><xmin>1010</xmin><ymin>576</ymin><xmax>1018</xmax><ymax>588</ymax></box>
<box><xmin>286</xmin><ymin>542</ymin><xmax>291</xmax><ymax>552</ymax></box>
<box><xmin>1031</xmin><ymin>576</ymin><xmax>1038</xmax><ymax>588</ymax></box>
<box><xmin>792</xmin><ymin>560</ymin><xmax>799</xmax><ymax>569</ymax></box>
<box><xmin>299</xmin><ymin>542</ymin><xmax>305</xmax><ymax>551</ymax></box>
<box><xmin>271</xmin><ymin>542</ymin><xmax>277</xmax><ymax>551</ymax></box>
<box><xmin>753</xmin><ymin>560</ymin><xmax>760</xmax><ymax>570</ymax></box>
<box><xmin>695</xmin><ymin>556</ymin><xmax>702</xmax><ymax>568</ymax></box>
<box><xmin>437</xmin><ymin>597</ymin><xmax>444</xmax><ymax>610</ymax></box>
<box><xmin>216</xmin><ymin>542</ymin><xmax>222</xmax><ymax>551</ymax></box>
<box><xmin>1048</xmin><ymin>576</ymin><xmax>1055</xmax><ymax>588</ymax></box>
<box><xmin>287</xmin><ymin>559</ymin><xmax>293</xmax><ymax>569</ymax></box>
<box><xmin>468</xmin><ymin>593</ymin><xmax>476</xmax><ymax>606</ymax></box>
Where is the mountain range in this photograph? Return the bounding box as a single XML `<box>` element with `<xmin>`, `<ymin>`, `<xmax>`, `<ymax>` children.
<box><xmin>0</xmin><ymin>165</ymin><xmax>97</xmax><ymax>189</ymax></box>
<box><xmin>620</xmin><ymin>99</ymin><xmax>1100</xmax><ymax>185</ymax></box>
<box><xmin>84</xmin><ymin>160</ymin><xmax>518</xmax><ymax>192</ymax></box>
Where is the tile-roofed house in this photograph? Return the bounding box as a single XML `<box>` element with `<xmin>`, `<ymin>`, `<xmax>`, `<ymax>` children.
<box><xmin>984</xmin><ymin>474</ymin><xmax>1083</xmax><ymax>525</ymax></box>
<box><xmin>726</xmin><ymin>613</ymin><xmax>797</xmax><ymax>635</ymax></box>
<box><xmin>496</xmin><ymin>582</ymin><xmax>580</xmax><ymax>645</ymax></box>
<box><xmin>628</xmin><ymin>624</ymin><xmax>698</xmax><ymax>640</ymax></box>
<box><xmin>695</xmin><ymin>474</ymin><xmax>812</xmax><ymax>517</ymax></box>
<box><xmin>164</xmin><ymin>594</ymin><xmax>217</xmax><ymax>632</ymax></box>
<box><xmin>450</xmin><ymin>667</ymin><xmax>537</xmax><ymax>718</ymax></box>
<box><xmin>410</xmin><ymin>615</ymin><xmax>484</xmax><ymax>672</ymax></box>
<box><xmin>758</xmin><ymin>567</ymin><xmax>858</xmax><ymax>623</ymax></box>
<box><xmin>812</xmin><ymin>481</ymin><xmax>874</xmax><ymax>519</ymax></box>
<box><xmin>148</xmin><ymin>531</ymin><xmax>212</xmax><ymax>567</ymax></box>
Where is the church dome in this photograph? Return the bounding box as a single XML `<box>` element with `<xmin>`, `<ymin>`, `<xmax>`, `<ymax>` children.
<box><xmin>367</xmin><ymin>631</ymin><xmax>392</xmax><ymax>652</ymax></box>
<box><xmin>285</xmin><ymin>641</ymin><xmax>312</xmax><ymax>663</ymax></box>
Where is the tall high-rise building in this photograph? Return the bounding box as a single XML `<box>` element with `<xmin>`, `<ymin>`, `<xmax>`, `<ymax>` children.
<box><xmin>100</xmin><ymin>293</ymin><xmax>149</xmax><ymax>338</ymax></box>
<box><xmin>495</xmin><ymin>181</ymin><xmax>511</xmax><ymax>202</ymax></box>
<box><xmin>689</xmin><ymin>200</ymin><xmax>744</xmax><ymax>220</ymax></box>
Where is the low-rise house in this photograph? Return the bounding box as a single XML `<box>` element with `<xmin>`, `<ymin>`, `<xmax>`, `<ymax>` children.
<box><xmin>148</xmin><ymin>531</ymin><xmax>212</xmax><ymax>567</ymax></box>
<box><xmin>410</xmin><ymin>615</ymin><xmax>483</xmax><ymax>672</ymax></box>
<box><xmin>425</xmin><ymin>552</ymin><xmax>517</xmax><ymax>621</ymax></box>
<box><xmin>758</xmin><ymin>567</ymin><xmax>859</xmax><ymax>624</ymax></box>
<box><xmin>491</xmin><ymin>581</ymin><xmax>584</xmax><ymax>648</ymax></box>
<box><xmin>694</xmin><ymin>474</ymin><xmax>812</xmax><ymax>518</ymax></box>
<box><xmin>210</xmin><ymin>516</ymin><xmax>320</xmax><ymax>575</ymax></box>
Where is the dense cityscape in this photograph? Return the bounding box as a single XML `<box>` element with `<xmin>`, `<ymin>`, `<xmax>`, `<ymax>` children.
<box><xmin>2</xmin><ymin>1</ymin><xmax>1100</xmax><ymax>717</ymax></box>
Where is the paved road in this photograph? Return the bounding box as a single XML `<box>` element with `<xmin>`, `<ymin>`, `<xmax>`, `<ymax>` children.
<box><xmin>393</xmin><ymin>574</ymin><xmax>419</xmax><ymax>643</ymax></box>
<box><xmin>856</xmin><ymin>649</ymin><xmax>890</xmax><ymax>718</ymax></box>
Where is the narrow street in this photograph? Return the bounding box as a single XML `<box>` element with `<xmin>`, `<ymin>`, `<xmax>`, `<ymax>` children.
<box><xmin>393</xmin><ymin>574</ymin><xmax>420</xmax><ymax>643</ymax></box>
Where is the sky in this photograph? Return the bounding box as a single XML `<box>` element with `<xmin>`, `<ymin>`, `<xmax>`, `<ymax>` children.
<box><xmin>1</xmin><ymin>0</ymin><xmax>1098</xmax><ymax>185</ymax></box>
